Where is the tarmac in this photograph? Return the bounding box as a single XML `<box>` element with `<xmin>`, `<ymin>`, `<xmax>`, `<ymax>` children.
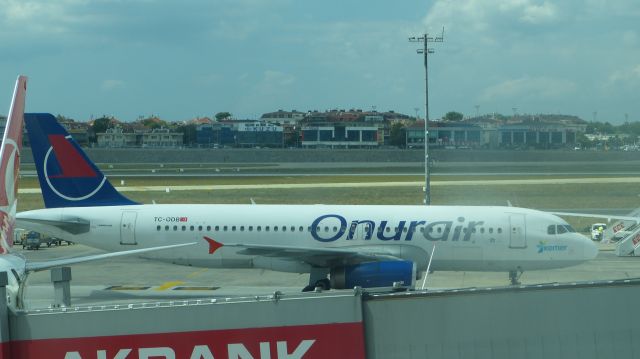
<box><xmin>17</xmin><ymin>241</ymin><xmax>637</xmax><ymax>310</ymax></box>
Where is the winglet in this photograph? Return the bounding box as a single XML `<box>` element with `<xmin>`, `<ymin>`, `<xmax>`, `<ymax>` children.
<box><xmin>204</xmin><ymin>236</ymin><xmax>223</xmax><ymax>254</ymax></box>
<box><xmin>0</xmin><ymin>75</ymin><xmax>27</xmax><ymax>254</ymax></box>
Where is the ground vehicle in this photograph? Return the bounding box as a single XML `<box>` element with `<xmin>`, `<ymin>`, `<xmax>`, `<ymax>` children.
<box><xmin>591</xmin><ymin>223</ymin><xmax>607</xmax><ymax>241</ymax></box>
<box><xmin>22</xmin><ymin>231</ymin><xmax>43</xmax><ymax>250</ymax></box>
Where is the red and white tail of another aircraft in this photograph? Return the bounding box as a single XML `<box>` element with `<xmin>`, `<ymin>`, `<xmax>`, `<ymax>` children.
<box><xmin>0</xmin><ymin>76</ymin><xmax>194</xmax><ymax>308</ymax></box>
<box><xmin>18</xmin><ymin>110</ymin><xmax>599</xmax><ymax>290</ymax></box>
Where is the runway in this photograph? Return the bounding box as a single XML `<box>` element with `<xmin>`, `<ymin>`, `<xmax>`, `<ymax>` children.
<box><xmin>17</xmin><ymin>176</ymin><xmax>640</xmax><ymax>194</ymax></box>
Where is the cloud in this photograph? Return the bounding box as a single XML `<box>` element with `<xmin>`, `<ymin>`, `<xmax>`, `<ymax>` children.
<box><xmin>101</xmin><ymin>79</ymin><xmax>125</xmax><ymax>91</ymax></box>
<box><xmin>479</xmin><ymin>76</ymin><xmax>577</xmax><ymax>102</ymax></box>
<box><xmin>262</xmin><ymin>70</ymin><xmax>296</xmax><ymax>87</ymax></box>
<box><xmin>606</xmin><ymin>64</ymin><xmax>640</xmax><ymax>89</ymax></box>
<box><xmin>425</xmin><ymin>0</ymin><xmax>559</xmax><ymax>35</ymax></box>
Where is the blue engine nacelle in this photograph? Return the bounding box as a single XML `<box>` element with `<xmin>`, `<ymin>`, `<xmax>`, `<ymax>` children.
<box><xmin>330</xmin><ymin>261</ymin><xmax>416</xmax><ymax>289</ymax></box>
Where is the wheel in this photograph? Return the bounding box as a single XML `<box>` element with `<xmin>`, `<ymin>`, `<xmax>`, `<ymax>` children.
<box><xmin>314</xmin><ymin>278</ymin><xmax>331</xmax><ymax>290</ymax></box>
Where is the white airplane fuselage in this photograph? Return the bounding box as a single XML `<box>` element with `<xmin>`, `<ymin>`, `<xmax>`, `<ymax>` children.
<box><xmin>18</xmin><ymin>204</ymin><xmax>598</xmax><ymax>273</ymax></box>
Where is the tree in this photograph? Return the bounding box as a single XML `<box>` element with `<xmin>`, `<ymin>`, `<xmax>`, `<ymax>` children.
<box><xmin>215</xmin><ymin>112</ymin><xmax>232</xmax><ymax>121</ymax></box>
<box><xmin>92</xmin><ymin>117</ymin><xmax>114</xmax><ymax>133</ymax></box>
<box><xmin>389</xmin><ymin>122</ymin><xmax>406</xmax><ymax>147</ymax></box>
<box><xmin>443</xmin><ymin>111</ymin><xmax>463</xmax><ymax>122</ymax></box>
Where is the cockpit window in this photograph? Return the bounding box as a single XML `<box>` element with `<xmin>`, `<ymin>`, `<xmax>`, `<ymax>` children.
<box><xmin>564</xmin><ymin>225</ymin><xmax>576</xmax><ymax>233</ymax></box>
<box><xmin>547</xmin><ymin>225</ymin><xmax>556</xmax><ymax>235</ymax></box>
<box><xmin>556</xmin><ymin>225</ymin><xmax>568</xmax><ymax>234</ymax></box>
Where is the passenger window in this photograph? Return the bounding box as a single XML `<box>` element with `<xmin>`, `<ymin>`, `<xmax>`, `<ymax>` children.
<box><xmin>198</xmin><ymin>225</ymin><xmax>202</xmax><ymax>231</ymax></box>
<box><xmin>291</xmin><ymin>226</ymin><xmax>296</xmax><ymax>232</ymax></box>
<box><xmin>299</xmin><ymin>226</ymin><xmax>304</xmax><ymax>232</ymax></box>
<box><xmin>156</xmin><ymin>225</ymin><xmax>161</xmax><ymax>231</ymax></box>
<box><xmin>489</xmin><ymin>228</ymin><xmax>493</xmax><ymax>234</ymax></box>
<box><xmin>497</xmin><ymin>228</ymin><xmax>502</xmax><ymax>234</ymax></box>
<box><xmin>283</xmin><ymin>226</ymin><xmax>287</xmax><ymax>232</ymax></box>
<box><xmin>232</xmin><ymin>226</ymin><xmax>236</xmax><ymax>231</ymax></box>
<box><xmin>249</xmin><ymin>226</ymin><xmax>253</xmax><ymax>231</ymax></box>
<box><xmin>240</xmin><ymin>226</ymin><xmax>245</xmax><ymax>231</ymax></box>
<box><xmin>223</xmin><ymin>226</ymin><xmax>228</xmax><ymax>231</ymax></box>
<box><xmin>257</xmin><ymin>226</ymin><xmax>262</xmax><ymax>232</ymax></box>
<box><xmin>173</xmin><ymin>225</ymin><xmax>177</xmax><ymax>231</ymax></box>
<box><xmin>480</xmin><ymin>228</ymin><xmax>485</xmax><ymax>234</ymax></box>
<box><xmin>206</xmin><ymin>226</ymin><xmax>211</xmax><ymax>231</ymax></box>
<box><xmin>274</xmin><ymin>226</ymin><xmax>279</xmax><ymax>232</ymax></box>
<box><xmin>190</xmin><ymin>226</ymin><xmax>194</xmax><ymax>231</ymax></box>
<box><xmin>547</xmin><ymin>225</ymin><xmax>556</xmax><ymax>235</ymax></box>
<box><xmin>181</xmin><ymin>226</ymin><xmax>186</xmax><ymax>231</ymax></box>
<box><xmin>165</xmin><ymin>225</ymin><xmax>169</xmax><ymax>231</ymax></box>
<box><xmin>215</xmin><ymin>226</ymin><xmax>220</xmax><ymax>231</ymax></box>
<box><xmin>266</xmin><ymin>226</ymin><xmax>270</xmax><ymax>232</ymax></box>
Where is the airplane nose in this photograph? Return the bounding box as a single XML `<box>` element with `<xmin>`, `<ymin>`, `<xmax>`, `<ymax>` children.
<box><xmin>583</xmin><ymin>235</ymin><xmax>599</xmax><ymax>260</ymax></box>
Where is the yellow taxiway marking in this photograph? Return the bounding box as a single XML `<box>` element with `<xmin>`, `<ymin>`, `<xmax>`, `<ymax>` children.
<box><xmin>186</xmin><ymin>268</ymin><xmax>209</xmax><ymax>278</ymax></box>
<box><xmin>155</xmin><ymin>281</ymin><xmax>184</xmax><ymax>291</ymax></box>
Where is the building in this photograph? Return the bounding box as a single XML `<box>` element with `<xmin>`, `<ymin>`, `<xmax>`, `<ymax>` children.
<box><xmin>141</xmin><ymin>127</ymin><xmax>183</xmax><ymax>148</ymax></box>
<box><xmin>96</xmin><ymin>126</ymin><xmax>183</xmax><ymax>148</ymax></box>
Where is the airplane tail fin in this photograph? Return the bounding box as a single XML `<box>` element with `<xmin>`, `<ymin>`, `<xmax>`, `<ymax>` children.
<box><xmin>24</xmin><ymin>113</ymin><xmax>138</xmax><ymax>208</ymax></box>
<box><xmin>0</xmin><ymin>76</ymin><xmax>28</xmax><ymax>253</ymax></box>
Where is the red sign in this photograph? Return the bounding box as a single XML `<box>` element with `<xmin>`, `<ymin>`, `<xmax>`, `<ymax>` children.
<box><xmin>9</xmin><ymin>322</ymin><xmax>365</xmax><ymax>359</ymax></box>
<box><xmin>179</xmin><ymin>217</ymin><xmax>188</xmax><ymax>222</ymax></box>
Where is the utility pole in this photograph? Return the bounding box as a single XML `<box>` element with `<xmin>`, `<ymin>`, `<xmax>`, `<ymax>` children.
<box><xmin>409</xmin><ymin>28</ymin><xmax>444</xmax><ymax>205</ymax></box>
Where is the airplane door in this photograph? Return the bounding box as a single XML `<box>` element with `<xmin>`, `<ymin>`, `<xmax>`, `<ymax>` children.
<box><xmin>120</xmin><ymin>211</ymin><xmax>138</xmax><ymax>245</ymax></box>
<box><xmin>509</xmin><ymin>214</ymin><xmax>526</xmax><ymax>248</ymax></box>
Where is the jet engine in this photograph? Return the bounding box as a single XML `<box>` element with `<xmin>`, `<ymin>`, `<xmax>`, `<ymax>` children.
<box><xmin>330</xmin><ymin>260</ymin><xmax>416</xmax><ymax>289</ymax></box>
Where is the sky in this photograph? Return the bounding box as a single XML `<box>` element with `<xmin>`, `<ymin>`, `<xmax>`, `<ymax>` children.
<box><xmin>0</xmin><ymin>0</ymin><xmax>638</xmax><ymax>123</ymax></box>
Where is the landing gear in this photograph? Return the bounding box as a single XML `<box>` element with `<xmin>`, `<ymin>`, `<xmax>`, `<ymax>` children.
<box><xmin>303</xmin><ymin>268</ymin><xmax>330</xmax><ymax>292</ymax></box>
<box><xmin>509</xmin><ymin>268</ymin><xmax>523</xmax><ymax>285</ymax></box>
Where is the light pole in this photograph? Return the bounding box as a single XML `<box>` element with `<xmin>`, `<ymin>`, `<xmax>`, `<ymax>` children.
<box><xmin>409</xmin><ymin>28</ymin><xmax>444</xmax><ymax>205</ymax></box>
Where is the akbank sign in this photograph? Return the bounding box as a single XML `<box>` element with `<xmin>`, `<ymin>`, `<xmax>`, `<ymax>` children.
<box><xmin>310</xmin><ymin>214</ymin><xmax>484</xmax><ymax>242</ymax></box>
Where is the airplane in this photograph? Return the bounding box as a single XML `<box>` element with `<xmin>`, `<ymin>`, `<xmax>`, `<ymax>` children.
<box><xmin>0</xmin><ymin>77</ymin><xmax>195</xmax><ymax>309</ymax></box>
<box><xmin>17</xmin><ymin>112</ymin><xmax>599</xmax><ymax>290</ymax></box>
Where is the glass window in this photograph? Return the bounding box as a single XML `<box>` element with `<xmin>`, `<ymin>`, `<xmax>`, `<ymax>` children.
<box><xmin>497</xmin><ymin>228</ymin><xmax>502</xmax><ymax>234</ymax></box>
<box><xmin>206</xmin><ymin>226</ymin><xmax>211</xmax><ymax>231</ymax></box>
<box><xmin>165</xmin><ymin>225</ymin><xmax>169</xmax><ymax>231</ymax></box>
<box><xmin>548</xmin><ymin>225</ymin><xmax>556</xmax><ymax>235</ymax></box>
<box><xmin>489</xmin><ymin>228</ymin><xmax>494</xmax><ymax>234</ymax></box>
<box><xmin>190</xmin><ymin>226</ymin><xmax>194</xmax><ymax>231</ymax></box>
<box><xmin>173</xmin><ymin>225</ymin><xmax>177</xmax><ymax>231</ymax></box>
<box><xmin>215</xmin><ymin>226</ymin><xmax>219</xmax><ymax>231</ymax></box>
<box><xmin>274</xmin><ymin>226</ymin><xmax>279</xmax><ymax>232</ymax></box>
<box><xmin>156</xmin><ymin>225</ymin><xmax>161</xmax><ymax>231</ymax></box>
<box><xmin>564</xmin><ymin>225</ymin><xmax>576</xmax><ymax>233</ymax></box>
<box><xmin>198</xmin><ymin>225</ymin><xmax>202</xmax><ymax>231</ymax></box>
<box><xmin>299</xmin><ymin>226</ymin><xmax>304</xmax><ymax>232</ymax></box>
<box><xmin>557</xmin><ymin>225</ymin><xmax>568</xmax><ymax>234</ymax></box>
<box><xmin>257</xmin><ymin>226</ymin><xmax>262</xmax><ymax>232</ymax></box>
<box><xmin>181</xmin><ymin>225</ymin><xmax>186</xmax><ymax>231</ymax></box>
<box><xmin>249</xmin><ymin>226</ymin><xmax>253</xmax><ymax>231</ymax></box>
<box><xmin>240</xmin><ymin>226</ymin><xmax>245</xmax><ymax>231</ymax></box>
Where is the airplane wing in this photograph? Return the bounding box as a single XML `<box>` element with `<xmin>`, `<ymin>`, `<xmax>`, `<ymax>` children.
<box><xmin>223</xmin><ymin>243</ymin><xmax>405</xmax><ymax>267</ymax></box>
<box><xmin>25</xmin><ymin>243</ymin><xmax>196</xmax><ymax>272</ymax></box>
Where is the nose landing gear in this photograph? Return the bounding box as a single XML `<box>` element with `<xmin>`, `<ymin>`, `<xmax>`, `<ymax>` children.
<box><xmin>509</xmin><ymin>267</ymin><xmax>523</xmax><ymax>285</ymax></box>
